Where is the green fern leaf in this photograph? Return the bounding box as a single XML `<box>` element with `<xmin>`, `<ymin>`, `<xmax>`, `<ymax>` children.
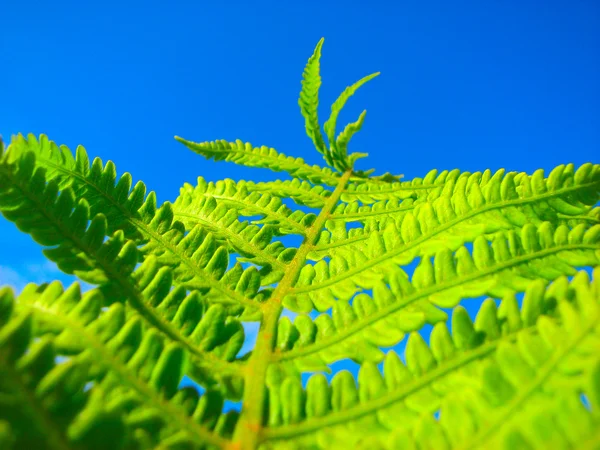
<box><xmin>14</xmin><ymin>282</ymin><xmax>238</xmax><ymax>446</ymax></box>
<box><xmin>298</xmin><ymin>38</ymin><xmax>332</xmax><ymax>168</ymax></box>
<box><xmin>0</xmin><ymin>289</ymin><xmax>129</xmax><ymax>449</ymax></box>
<box><xmin>3</xmin><ymin>134</ymin><xmax>266</xmax><ymax>316</ymax></box>
<box><xmin>175</xmin><ymin>137</ymin><xmax>340</xmax><ymax>185</ymax></box>
<box><xmin>323</xmin><ymin>72</ymin><xmax>380</xmax><ymax>170</ymax></box>
<box><xmin>260</xmin><ymin>270</ymin><xmax>600</xmax><ymax>449</ymax></box>
<box><xmin>1</xmin><ymin>40</ymin><xmax>598</xmax><ymax>450</ymax></box>
<box><xmin>0</xmin><ymin>146</ymin><xmax>248</xmax><ymax>397</ymax></box>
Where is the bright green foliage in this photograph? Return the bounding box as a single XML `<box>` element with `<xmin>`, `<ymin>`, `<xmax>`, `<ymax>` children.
<box><xmin>0</xmin><ymin>39</ymin><xmax>599</xmax><ymax>450</ymax></box>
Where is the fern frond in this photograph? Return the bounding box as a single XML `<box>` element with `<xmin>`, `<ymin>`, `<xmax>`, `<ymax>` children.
<box><xmin>175</xmin><ymin>137</ymin><xmax>340</xmax><ymax>186</ymax></box>
<box><xmin>3</xmin><ymin>40</ymin><xmax>599</xmax><ymax>450</ymax></box>
<box><xmin>298</xmin><ymin>38</ymin><xmax>332</xmax><ymax>167</ymax></box>
<box><xmin>291</xmin><ymin>221</ymin><xmax>599</xmax><ymax>313</ymax></box>
<box><xmin>323</xmin><ymin>72</ymin><xmax>379</xmax><ymax>169</ymax></box>
<box><xmin>12</xmin><ymin>282</ymin><xmax>240</xmax><ymax>446</ymax></box>
<box><xmin>342</xmin><ymin>164</ymin><xmax>600</xmax><ymax>211</ymax></box>
<box><xmin>176</xmin><ymin>159</ymin><xmax>599</xmax><ymax>269</ymax></box>
<box><xmin>2</xmin><ymin>135</ymin><xmax>265</xmax><ymax>314</ymax></box>
<box><xmin>246</xmin><ymin>178</ymin><xmax>333</xmax><ymax>208</ymax></box>
<box><xmin>0</xmin><ymin>288</ymin><xmax>130</xmax><ymax>449</ymax></box>
<box><xmin>274</xmin><ymin>223</ymin><xmax>599</xmax><ymax>378</ymax></box>
<box><xmin>174</xmin><ymin>177</ymin><xmax>313</xmax><ymax>235</ymax></box>
<box><xmin>138</xmin><ymin>217</ymin><xmax>266</xmax><ymax>315</ymax></box>
<box><xmin>261</xmin><ymin>269</ymin><xmax>600</xmax><ymax>449</ymax></box>
<box><xmin>460</xmin><ymin>269</ymin><xmax>600</xmax><ymax>449</ymax></box>
<box><xmin>335</xmin><ymin>110</ymin><xmax>369</xmax><ymax>170</ymax></box>
<box><xmin>184</xmin><ymin>221</ymin><xmax>291</xmax><ymax>284</ymax></box>
<box><xmin>328</xmin><ymin>197</ymin><xmax>420</xmax><ymax>224</ymax></box>
<box><xmin>309</xmin><ymin>163</ymin><xmax>600</xmax><ymax>263</ymax></box>
<box><xmin>7</xmin><ymin>133</ymin><xmax>154</xmax><ymax>242</ymax></box>
<box><xmin>173</xmin><ymin>179</ymin><xmax>324</xmax><ymax>285</ymax></box>
<box><xmin>342</xmin><ymin>168</ymin><xmax>464</xmax><ymax>204</ymax></box>
<box><xmin>0</xmin><ymin>148</ymin><xmax>250</xmax><ymax>395</ymax></box>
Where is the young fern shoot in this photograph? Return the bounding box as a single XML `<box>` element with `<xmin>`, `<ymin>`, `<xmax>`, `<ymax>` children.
<box><xmin>0</xmin><ymin>38</ymin><xmax>599</xmax><ymax>450</ymax></box>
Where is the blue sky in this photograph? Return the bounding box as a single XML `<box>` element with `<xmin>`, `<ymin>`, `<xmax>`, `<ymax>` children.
<box><xmin>1</xmin><ymin>1</ymin><xmax>599</xmax><ymax>396</ymax></box>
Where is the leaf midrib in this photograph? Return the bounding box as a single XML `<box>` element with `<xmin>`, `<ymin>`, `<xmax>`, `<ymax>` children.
<box><xmin>177</xmin><ymin>138</ymin><xmax>340</xmax><ymax>186</ymax></box>
<box><xmin>343</xmin><ymin>180</ymin><xmax>440</xmax><ymax>196</ymax></box>
<box><xmin>175</xmin><ymin>191</ymin><xmax>307</xmax><ymax>235</ymax></box>
<box><xmin>246</xmin><ymin>180</ymin><xmax>332</xmax><ymax>207</ymax></box>
<box><xmin>232</xmin><ymin>170</ymin><xmax>353</xmax><ymax>449</ymax></box>
<box><xmin>172</xmin><ymin>211</ymin><xmax>286</xmax><ymax>270</ymax></box>
<box><xmin>329</xmin><ymin>203</ymin><xmax>416</xmax><ymax>221</ymax></box>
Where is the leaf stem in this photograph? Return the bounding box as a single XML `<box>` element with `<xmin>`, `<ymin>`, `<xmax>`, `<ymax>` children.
<box><xmin>231</xmin><ymin>170</ymin><xmax>353</xmax><ymax>450</ymax></box>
